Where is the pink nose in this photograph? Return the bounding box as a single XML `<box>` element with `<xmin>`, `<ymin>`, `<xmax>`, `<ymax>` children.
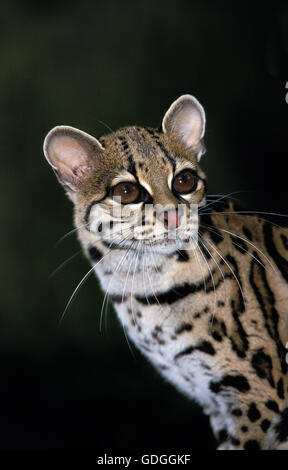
<box><xmin>159</xmin><ymin>209</ymin><xmax>179</xmax><ymax>230</ymax></box>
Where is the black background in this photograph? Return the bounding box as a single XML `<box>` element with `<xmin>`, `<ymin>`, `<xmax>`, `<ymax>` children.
<box><xmin>0</xmin><ymin>0</ymin><xmax>287</xmax><ymax>451</ymax></box>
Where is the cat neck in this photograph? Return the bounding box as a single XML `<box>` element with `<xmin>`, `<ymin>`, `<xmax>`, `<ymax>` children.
<box><xmin>88</xmin><ymin>238</ymin><xmax>209</xmax><ymax>301</ymax></box>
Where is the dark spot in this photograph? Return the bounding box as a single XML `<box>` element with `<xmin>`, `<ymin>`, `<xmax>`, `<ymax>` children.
<box><xmin>197</xmin><ymin>340</ymin><xmax>215</xmax><ymax>355</ymax></box>
<box><xmin>244</xmin><ymin>440</ymin><xmax>260</xmax><ymax>450</ymax></box>
<box><xmin>230</xmin><ymin>235</ymin><xmax>248</xmax><ymax>253</ymax></box>
<box><xmin>232</xmin><ymin>408</ymin><xmax>242</xmax><ymax>417</ymax></box>
<box><xmin>154</xmin><ymin>140</ymin><xmax>176</xmax><ymax>169</ymax></box>
<box><xmin>251</xmin><ymin>349</ymin><xmax>275</xmax><ymax>388</ymax></box>
<box><xmin>250</xmin><ymin>253</ymin><xmax>287</xmax><ymax>374</ymax></box>
<box><xmin>241</xmin><ymin>426</ymin><xmax>248</xmax><ymax>433</ymax></box>
<box><xmin>242</xmin><ymin>226</ymin><xmax>252</xmax><ymax>241</ymax></box>
<box><xmin>217</xmin><ymin>300</ymin><xmax>225</xmax><ymax>307</ymax></box>
<box><xmin>277</xmin><ymin>378</ymin><xmax>285</xmax><ymax>399</ymax></box>
<box><xmin>177</xmin><ymin>250</ymin><xmax>189</xmax><ymax>262</ymax></box>
<box><xmin>218</xmin><ymin>429</ymin><xmax>228</xmax><ymax>445</ymax></box>
<box><xmin>212</xmin><ymin>331</ymin><xmax>222</xmax><ymax>342</ymax></box>
<box><xmin>135</xmin><ymin>268</ymin><xmax>220</xmax><ymax>305</ymax></box>
<box><xmin>230</xmin><ymin>437</ymin><xmax>240</xmax><ymax>446</ymax></box>
<box><xmin>226</xmin><ymin>254</ymin><xmax>243</xmax><ymax>290</ymax></box>
<box><xmin>175</xmin><ymin>323</ymin><xmax>193</xmax><ymax>335</ymax></box>
<box><xmin>127</xmin><ymin>154</ymin><xmax>136</xmax><ymax>175</ymax></box>
<box><xmin>220</xmin><ymin>322</ymin><xmax>227</xmax><ymax>336</ymax></box>
<box><xmin>261</xmin><ymin>419</ymin><xmax>270</xmax><ymax>432</ymax></box>
<box><xmin>200</xmin><ymin>214</ymin><xmax>222</xmax><ymax>244</ymax></box>
<box><xmin>247</xmin><ymin>403</ymin><xmax>261</xmax><ymax>422</ymax></box>
<box><xmin>88</xmin><ymin>246</ymin><xmax>102</xmax><ymax>262</ymax></box>
<box><xmin>265</xmin><ymin>400</ymin><xmax>280</xmax><ymax>413</ymax></box>
<box><xmin>200</xmin><ymin>243</ymin><xmax>211</xmax><ymax>260</ymax></box>
<box><xmin>263</xmin><ymin>222</ymin><xmax>288</xmax><ymax>282</ymax></box>
<box><xmin>274</xmin><ymin>408</ymin><xmax>288</xmax><ymax>442</ymax></box>
<box><xmin>210</xmin><ymin>374</ymin><xmax>250</xmax><ymax>394</ymax></box>
<box><xmin>175</xmin><ymin>340</ymin><xmax>215</xmax><ymax>359</ymax></box>
<box><xmin>229</xmin><ymin>295</ymin><xmax>248</xmax><ymax>358</ymax></box>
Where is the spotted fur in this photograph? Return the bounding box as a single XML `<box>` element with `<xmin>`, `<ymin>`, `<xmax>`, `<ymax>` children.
<box><xmin>44</xmin><ymin>95</ymin><xmax>288</xmax><ymax>450</ymax></box>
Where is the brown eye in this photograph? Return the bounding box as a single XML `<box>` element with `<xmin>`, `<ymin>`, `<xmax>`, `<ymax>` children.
<box><xmin>111</xmin><ymin>182</ymin><xmax>140</xmax><ymax>204</ymax></box>
<box><xmin>172</xmin><ymin>170</ymin><xmax>197</xmax><ymax>194</ymax></box>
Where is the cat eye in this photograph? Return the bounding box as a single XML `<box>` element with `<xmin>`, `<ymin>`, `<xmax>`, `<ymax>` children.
<box><xmin>172</xmin><ymin>170</ymin><xmax>197</xmax><ymax>194</ymax></box>
<box><xmin>111</xmin><ymin>182</ymin><xmax>140</xmax><ymax>204</ymax></box>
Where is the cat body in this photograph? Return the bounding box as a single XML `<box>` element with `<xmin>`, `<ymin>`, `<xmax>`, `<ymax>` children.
<box><xmin>44</xmin><ymin>95</ymin><xmax>288</xmax><ymax>450</ymax></box>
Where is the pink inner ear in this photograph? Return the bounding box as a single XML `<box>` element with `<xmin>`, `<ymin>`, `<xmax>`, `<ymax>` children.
<box><xmin>50</xmin><ymin>136</ymin><xmax>88</xmax><ymax>167</ymax></box>
<box><xmin>184</xmin><ymin>124</ymin><xmax>202</xmax><ymax>148</ymax></box>
<box><xmin>44</xmin><ymin>125</ymin><xmax>104</xmax><ymax>190</ymax></box>
<box><xmin>175</xmin><ymin>107</ymin><xmax>203</xmax><ymax>149</ymax></box>
<box><xmin>48</xmin><ymin>135</ymin><xmax>90</xmax><ymax>182</ymax></box>
<box><xmin>162</xmin><ymin>96</ymin><xmax>205</xmax><ymax>155</ymax></box>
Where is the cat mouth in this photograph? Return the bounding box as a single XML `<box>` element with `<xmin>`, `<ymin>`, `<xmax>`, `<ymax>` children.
<box><xmin>138</xmin><ymin>233</ymin><xmax>197</xmax><ymax>253</ymax></box>
<box><xmin>102</xmin><ymin>230</ymin><xmax>197</xmax><ymax>252</ymax></box>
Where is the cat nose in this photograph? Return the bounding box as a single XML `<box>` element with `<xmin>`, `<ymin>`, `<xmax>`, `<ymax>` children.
<box><xmin>159</xmin><ymin>209</ymin><xmax>179</xmax><ymax>230</ymax></box>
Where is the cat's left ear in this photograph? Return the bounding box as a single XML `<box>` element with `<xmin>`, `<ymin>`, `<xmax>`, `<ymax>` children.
<box><xmin>162</xmin><ymin>94</ymin><xmax>206</xmax><ymax>160</ymax></box>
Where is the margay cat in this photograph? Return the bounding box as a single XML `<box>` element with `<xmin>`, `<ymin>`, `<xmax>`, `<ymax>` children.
<box><xmin>44</xmin><ymin>95</ymin><xmax>288</xmax><ymax>450</ymax></box>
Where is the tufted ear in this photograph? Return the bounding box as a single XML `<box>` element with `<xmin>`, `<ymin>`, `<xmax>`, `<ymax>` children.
<box><xmin>162</xmin><ymin>94</ymin><xmax>206</xmax><ymax>160</ymax></box>
<box><xmin>43</xmin><ymin>125</ymin><xmax>104</xmax><ymax>191</ymax></box>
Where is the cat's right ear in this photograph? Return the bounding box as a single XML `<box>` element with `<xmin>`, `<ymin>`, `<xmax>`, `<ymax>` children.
<box><xmin>43</xmin><ymin>126</ymin><xmax>104</xmax><ymax>191</ymax></box>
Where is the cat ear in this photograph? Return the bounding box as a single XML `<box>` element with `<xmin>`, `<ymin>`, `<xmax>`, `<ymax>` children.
<box><xmin>43</xmin><ymin>126</ymin><xmax>104</xmax><ymax>191</ymax></box>
<box><xmin>162</xmin><ymin>94</ymin><xmax>206</xmax><ymax>160</ymax></box>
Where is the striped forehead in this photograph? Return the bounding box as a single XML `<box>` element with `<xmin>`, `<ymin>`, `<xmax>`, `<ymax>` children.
<box><xmin>115</xmin><ymin>129</ymin><xmax>171</xmax><ymax>190</ymax></box>
<box><xmin>101</xmin><ymin>127</ymin><xmax>198</xmax><ymax>195</ymax></box>
<box><xmin>113</xmin><ymin>127</ymin><xmax>177</xmax><ymax>171</ymax></box>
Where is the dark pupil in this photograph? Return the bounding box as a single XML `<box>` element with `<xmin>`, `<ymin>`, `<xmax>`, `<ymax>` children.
<box><xmin>179</xmin><ymin>174</ymin><xmax>189</xmax><ymax>184</ymax></box>
<box><xmin>113</xmin><ymin>182</ymin><xmax>140</xmax><ymax>203</ymax></box>
<box><xmin>174</xmin><ymin>171</ymin><xmax>195</xmax><ymax>193</ymax></box>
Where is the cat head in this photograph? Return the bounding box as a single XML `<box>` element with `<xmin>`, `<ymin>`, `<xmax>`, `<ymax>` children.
<box><xmin>44</xmin><ymin>94</ymin><xmax>207</xmax><ymax>254</ymax></box>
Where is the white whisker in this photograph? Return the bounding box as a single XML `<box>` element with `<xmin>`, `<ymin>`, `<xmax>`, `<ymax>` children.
<box><xmin>205</xmin><ymin>238</ymin><xmax>246</xmax><ymax>309</ymax></box>
<box><xmin>49</xmin><ymin>250</ymin><xmax>82</xmax><ymax>279</ymax></box>
<box><xmin>199</xmin><ymin>235</ymin><xmax>228</xmax><ymax>326</ymax></box>
<box><xmin>198</xmin><ymin>237</ymin><xmax>217</xmax><ymax>312</ymax></box>
<box><xmin>200</xmin><ymin>223</ymin><xmax>267</xmax><ymax>271</ymax></box>
<box><xmin>214</xmin><ymin>226</ymin><xmax>277</xmax><ymax>274</ymax></box>
<box><xmin>201</xmin><ymin>191</ymin><xmax>250</xmax><ymax>210</ymax></box>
